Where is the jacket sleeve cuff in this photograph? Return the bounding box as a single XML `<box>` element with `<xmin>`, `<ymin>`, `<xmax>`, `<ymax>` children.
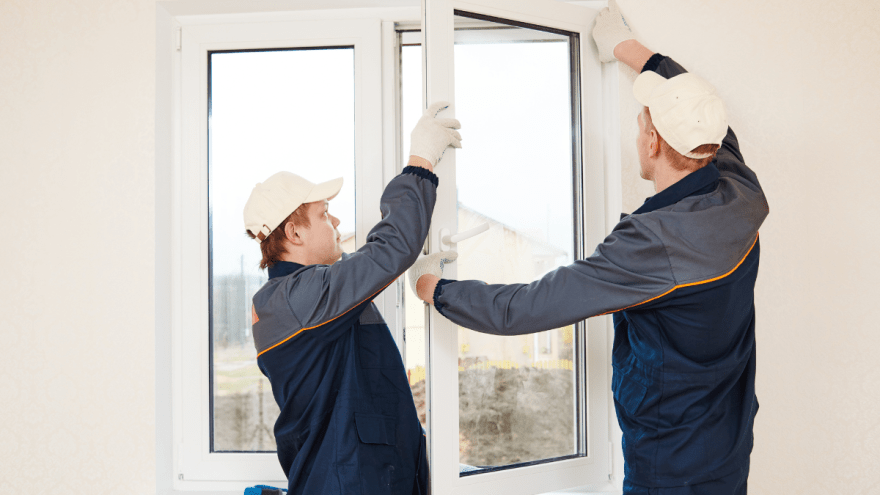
<box><xmin>401</xmin><ymin>165</ymin><xmax>439</xmax><ymax>187</ymax></box>
<box><xmin>433</xmin><ymin>278</ymin><xmax>456</xmax><ymax>317</ymax></box>
<box><xmin>641</xmin><ymin>53</ymin><xmax>666</xmax><ymax>73</ymax></box>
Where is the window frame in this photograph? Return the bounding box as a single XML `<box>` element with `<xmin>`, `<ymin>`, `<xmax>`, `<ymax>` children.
<box><xmin>420</xmin><ymin>1</ymin><xmax>612</xmax><ymax>493</ymax></box>
<box><xmin>156</xmin><ymin>1</ymin><xmax>621</xmax><ymax>493</ymax></box>
<box><xmin>171</xmin><ymin>10</ymin><xmax>397</xmax><ymax>490</ymax></box>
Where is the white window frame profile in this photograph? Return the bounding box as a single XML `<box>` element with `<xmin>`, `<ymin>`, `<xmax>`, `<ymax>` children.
<box><xmin>157</xmin><ymin>1</ymin><xmax>621</xmax><ymax>493</ymax></box>
<box><xmin>421</xmin><ymin>1</ymin><xmax>613</xmax><ymax>494</ymax></box>
<box><xmin>172</xmin><ymin>9</ymin><xmax>407</xmax><ymax>491</ymax></box>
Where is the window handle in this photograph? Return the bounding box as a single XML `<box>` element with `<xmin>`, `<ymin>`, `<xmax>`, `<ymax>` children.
<box><xmin>439</xmin><ymin>223</ymin><xmax>489</xmax><ymax>250</ymax></box>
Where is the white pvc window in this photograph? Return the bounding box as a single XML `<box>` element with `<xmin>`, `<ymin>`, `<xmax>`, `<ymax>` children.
<box><xmin>166</xmin><ymin>1</ymin><xmax>612</xmax><ymax>492</ymax></box>
<box><xmin>174</xmin><ymin>14</ymin><xmax>384</xmax><ymax>489</ymax></box>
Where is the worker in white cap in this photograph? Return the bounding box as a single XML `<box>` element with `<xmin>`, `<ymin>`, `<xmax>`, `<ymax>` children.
<box><xmin>244</xmin><ymin>102</ymin><xmax>460</xmax><ymax>495</ymax></box>
<box><xmin>409</xmin><ymin>2</ymin><xmax>768</xmax><ymax>494</ymax></box>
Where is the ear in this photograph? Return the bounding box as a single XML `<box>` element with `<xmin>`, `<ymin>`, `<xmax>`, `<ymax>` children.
<box><xmin>283</xmin><ymin>221</ymin><xmax>304</xmax><ymax>246</ymax></box>
<box><xmin>647</xmin><ymin>130</ymin><xmax>661</xmax><ymax>158</ymax></box>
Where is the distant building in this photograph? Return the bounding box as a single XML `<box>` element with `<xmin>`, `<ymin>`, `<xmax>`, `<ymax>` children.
<box><xmin>405</xmin><ymin>203</ymin><xmax>574</xmax><ymax>375</ymax></box>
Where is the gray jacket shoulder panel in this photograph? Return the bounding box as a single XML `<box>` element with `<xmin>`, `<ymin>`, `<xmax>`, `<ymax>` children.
<box><xmin>283</xmin><ymin>251</ymin><xmax>397</xmax><ymax>330</ymax></box>
<box><xmin>435</xmin><ymin>163</ymin><xmax>767</xmax><ymax>336</ymax></box>
<box><xmin>251</xmin><ymin>253</ymin><xmax>392</xmax><ymax>354</ymax></box>
<box><xmin>252</xmin><ymin>276</ymin><xmax>304</xmax><ymax>355</ymax></box>
<box><xmin>632</xmin><ymin>177</ymin><xmax>766</xmax><ymax>286</ymax></box>
<box><xmin>251</xmin><ymin>169</ymin><xmax>436</xmax><ymax>355</ymax></box>
<box><xmin>715</xmin><ymin>127</ymin><xmax>764</xmax><ymax>195</ymax></box>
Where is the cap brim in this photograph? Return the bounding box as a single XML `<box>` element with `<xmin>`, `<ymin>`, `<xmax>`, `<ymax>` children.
<box><xmin>633</xmin><ymin>71</ymin><xmax>667</xmax><ymax>106</ymax></box>
<box><xmin>305</xmin><ymin>177</ymin><xmax>344</xmax><ymax>203</ymax></box>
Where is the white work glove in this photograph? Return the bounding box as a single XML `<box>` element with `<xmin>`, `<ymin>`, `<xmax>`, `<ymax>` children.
<box><xmin>407</xmin><ymin>251</ymin><xmax>459</xmax><ymax>299</ymax></box>
<box><xmin>592</xmin><ymin>0</ymin><xmax>635</xmax><ymax>63</ymax></box>
<box><xmin>408</xmin><ymin>101</ymin><xmax>463</xmax><ymax>167</ymax></box>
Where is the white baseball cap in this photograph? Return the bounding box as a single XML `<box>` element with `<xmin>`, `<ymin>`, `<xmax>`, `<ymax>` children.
<box><xmin>243</xmin><ymin>172</ymin><xmax>343</xmax><ymax>242</ymax></box>
<box><xmin>633</xmin><ymin>71</ymin><xmax>728</xmax><ymax>159</ymax></box>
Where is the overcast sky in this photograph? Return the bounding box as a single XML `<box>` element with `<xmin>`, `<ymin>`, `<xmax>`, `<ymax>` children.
<box><xmin>211</xmin><ymin>30</ymin><xmax>576</xmax><ymax>280</ymax></box>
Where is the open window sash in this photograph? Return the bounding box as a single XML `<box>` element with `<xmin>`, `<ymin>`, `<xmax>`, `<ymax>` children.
<box><xmin>421</xmin><ymin>0</ymin><xmax>612</xmax><ymax>493</ymax></box>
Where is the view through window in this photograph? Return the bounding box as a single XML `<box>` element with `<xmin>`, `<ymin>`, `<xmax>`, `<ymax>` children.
<box><xmin>208</xmin><ymin>47</ymin><xmax>356</xmax><ymax>452</ymax></box>
<box><xmin>400</xmin><ymin>12</ymin><xmax>583</xmax><ymax>474</ymax></box>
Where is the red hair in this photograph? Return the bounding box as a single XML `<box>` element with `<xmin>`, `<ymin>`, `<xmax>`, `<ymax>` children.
<box><xmin>643</xmin><ymin>107</ymin><xmax>721</xmax><ymax>171</ymax></box>
<box><xmin>246</xmin><ymin>203</ymin><xmax>311</xmax><ymax>269</ymax></box>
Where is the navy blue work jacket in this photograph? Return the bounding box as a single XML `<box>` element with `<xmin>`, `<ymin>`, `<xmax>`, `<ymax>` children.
<box><xmin>432</xmin><ymin>56</ymin><xmax>767</xmax><ymax>490</ymax></box>
<box><xmin>252</xmin><ymin>167</ymin><xmax>436</xmax><ymax>494</ymax></box>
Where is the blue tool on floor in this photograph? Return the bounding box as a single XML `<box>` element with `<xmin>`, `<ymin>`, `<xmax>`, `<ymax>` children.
<box><xmin>243</xmin><ymin>485</ymin><xmax>286</xmax><ymax>495</ymax></box>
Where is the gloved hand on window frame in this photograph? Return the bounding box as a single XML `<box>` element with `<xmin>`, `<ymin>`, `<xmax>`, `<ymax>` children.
<box><xmin>408</xmin><ymin>101</ymin><xmax>463</xmax><ymax>167</ymax></box>
<box><xmin>407</xmin><ymin>250</ymin><xmax>458</xmax><ymax>297</ymax></box>
<box><xmin>592</xmin><ymin>0</ymin><xmax>636</xmax><ymax>63</ymax></box>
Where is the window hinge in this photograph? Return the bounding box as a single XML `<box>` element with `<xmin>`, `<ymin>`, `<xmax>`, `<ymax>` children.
<box><xmin>175</xmin><ymin>27</ymin><xmax>182</xmax><ymax>51</ymax></box>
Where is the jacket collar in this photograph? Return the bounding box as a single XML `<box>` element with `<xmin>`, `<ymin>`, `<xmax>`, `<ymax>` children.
<box><xmin>268</xmin><ymin>261</ymin><xmax>305</xmax><ymax>280</ymax></box>
<box><xmin>631</xmin><ymin>162</ymin><xmax>720</xmax><ymax>215</ymax></box>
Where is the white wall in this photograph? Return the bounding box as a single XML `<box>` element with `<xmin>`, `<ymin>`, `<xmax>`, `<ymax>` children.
<box><xmin>0</xmin><ymin>0</ymin><xmax>156</xmax><ymax>493</ymax></box>
<box><xmin>0</xmin><ymin>0</ymin><xmax>877</xmax><ymax>493</ymax></box>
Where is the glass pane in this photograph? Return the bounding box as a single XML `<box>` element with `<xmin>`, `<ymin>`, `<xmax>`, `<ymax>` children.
<box><xmin>402</xmin><ymin>15</ymin><xmax>580</xmax><ymax>473</ymax></box>
<box><xmin>209</xmin><ymin>48</ymin><xmax>356</xmax><ymax>452</ymax></box>
<box><xmin>401</xmin><ymin>43</ymin><xmax>428</xmax><ymax>431</ymax></box>
<box><xmin>453</xmin><ymin>13</ymin><xmax>579</xmax><ymax>472</ymax></box>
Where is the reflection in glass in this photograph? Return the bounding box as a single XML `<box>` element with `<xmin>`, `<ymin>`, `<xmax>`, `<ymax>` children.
<box><xmin>209</xmin><ymin>48</ymin><xmax>355</xmax><ymax>452</ymax></box>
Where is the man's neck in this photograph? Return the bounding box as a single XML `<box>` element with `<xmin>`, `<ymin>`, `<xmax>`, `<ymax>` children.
<box><xmin>652</xmin><ymin>161</ymin><xmax>692</xmax><ymax>193</ymax></box>
<box><xmin>279</xmin><ymin>250</ymin><xmax>312</xmax><ymax>266</ymax></box>
<box><xmin>279</xmin><ymin>250</ymin><xmax>340</xmax><ymax>266</ymax></box>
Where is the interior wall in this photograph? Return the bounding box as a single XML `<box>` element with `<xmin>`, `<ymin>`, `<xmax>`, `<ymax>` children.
<box><xmin>0</xmin><ymin>0</ymin><xmax>876</xmax><ymax>494</ymax></box>
<box><xmin>0</xmin><ymin>0</ymin><xmax>157</xmax><ymax>493</ymax></box>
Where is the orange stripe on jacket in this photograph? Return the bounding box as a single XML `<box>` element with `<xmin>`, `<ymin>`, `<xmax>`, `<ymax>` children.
<box><xmin>597</xmin><ymin>233</ymin><xmax>759</xmax><ymax>317</ymax></box>
<box><xmin>257</xmin><ymin>279</ymin><xmax>395</xmax><ymax>358</ymax></box>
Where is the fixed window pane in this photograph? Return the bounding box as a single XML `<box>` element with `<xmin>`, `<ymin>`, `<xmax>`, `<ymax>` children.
<box><xmin>208</xmin><ymin>47</ymin><xmax>355</xmax><ymax>452</ymax></box>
